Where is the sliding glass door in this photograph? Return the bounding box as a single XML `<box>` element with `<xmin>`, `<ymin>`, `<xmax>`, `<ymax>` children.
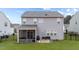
<box><xmin>27</xmin><ymin>30</ymin><xmax>35</xmax><ymax>39</ymax></box>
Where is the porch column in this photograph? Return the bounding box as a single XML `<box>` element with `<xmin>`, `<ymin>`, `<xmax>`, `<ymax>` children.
<box><xmin>17</xmin><ymin>29</ymin><xmax>19</xmax><ymax>43</ymax></box>
<box><xmin>35</xmin><ymin>29</ymin><xmax>37</xmax><ymax>42</ymax></box>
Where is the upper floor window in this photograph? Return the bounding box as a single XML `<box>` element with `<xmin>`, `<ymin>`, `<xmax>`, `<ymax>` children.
<box><xmin>22</xmin><ymin>20</ymin><xmax>26</xmax><ymax>24</ymax></box>
<box><xmin>45</xmin><ymin>14</ymin><xmax>48</xmax><ymax>16</ymax></box>
<box><xmin>47</xmin><ymin>33</ymin><xmax>49</xmax><ymax>36</ymax></box>
<box><xmin>75</xmin><ymin>21</ymin><xmax>77</xmax><ymax>24</ymax></box>
<box><xmin>22</xmin><ymin>18</ymin><xmax>27</xmax><ymax>24</ymax></box>
<box><xmin>54</xmin><ymin>32</ymin><xmax>57</xmax><ymax>36</ymax></box>
<box><xmin>57</xmin><ymin>18</ymin><xmax>61</xmax><ymax>24</ymax></box>
<box><xmin>5</xmin><ymin>22</ymin><xmax>8</xmax><ymax>27</ymax></box>
<box><xmin>0</xmin><ymin>31</ymin><xmax>2</xmax><ymax>32</ymax></box>
<box><xmin>33</xmin><ymin>18</ymin><xmax>37</xmax><ymax>24</ymax></box>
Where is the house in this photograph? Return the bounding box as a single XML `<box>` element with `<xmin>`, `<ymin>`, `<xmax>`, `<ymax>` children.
<box><xmin>0</xmin><ymin>12</ymin><xmax>14</xmax><ymax>38</ymax></box>
<box><xmin>17</xmin><ymin>11</ymin><xmax>64</xmax><ymax>43</ymax></box>
<box><xmin>68</xmin><ymin>12</ymin><xmax>79</xmax><ymax>34</ymax></box>
<box><xmin>11</xmin><ymin>24</ymin><xmax>20</xmax><ymax>34</ymax></box>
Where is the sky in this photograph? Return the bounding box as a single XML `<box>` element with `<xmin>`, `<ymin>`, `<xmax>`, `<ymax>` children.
<box><xmin>0</xmin><ymin>8</ymin><xmax>79</xmax><ymax>24</ymax></box>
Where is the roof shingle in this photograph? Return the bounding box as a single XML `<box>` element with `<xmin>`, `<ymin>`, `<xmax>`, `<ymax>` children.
<box><xmin>21</xmin><ymin>11</ymin><xmax>64</xmax><ymax>18</ymax></box>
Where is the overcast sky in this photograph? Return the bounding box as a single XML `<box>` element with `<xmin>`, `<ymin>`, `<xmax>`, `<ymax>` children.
<box><xmin>0</xmin><ymin>8</ymin><xmax>79</xmax><ymax>24</ymax></box>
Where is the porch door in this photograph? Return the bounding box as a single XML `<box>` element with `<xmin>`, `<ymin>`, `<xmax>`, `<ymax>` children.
<box><xmin>27</xmin><ymin>30</ymin><xmax>35</xmax><ymax>39</ymax></box>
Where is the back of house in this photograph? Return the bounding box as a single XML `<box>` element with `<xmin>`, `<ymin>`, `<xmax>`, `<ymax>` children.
<box><xmin>17</xmin><ymin>11</ymin><xmax>64</xmax><ymax>43</ymax></box>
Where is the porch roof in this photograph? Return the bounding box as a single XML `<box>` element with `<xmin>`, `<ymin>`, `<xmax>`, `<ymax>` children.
<box><xmin>18</xmin><ymin>24</ymin><xmax>37</xmax><ymax>30</ymax></box>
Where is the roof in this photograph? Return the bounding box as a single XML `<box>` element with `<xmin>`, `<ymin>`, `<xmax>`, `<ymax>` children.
<box><xmin>21</xmin><ymin>11</ymin><xmax>64</xmax><ymax>18</ymax></box>
<box><xmin>18</xmin><ymin>24</ymin><xmax>37</xmax><ymax>29</ymax></box>
<box><xmin>11</xmin><ymin>24</ymin><xmax>20</xmax><ymax>28</ymax></box>
<box><xmin>21</xmin><ymin>24</ymin><xmax>37</xmax><ymax>26</ymax></box>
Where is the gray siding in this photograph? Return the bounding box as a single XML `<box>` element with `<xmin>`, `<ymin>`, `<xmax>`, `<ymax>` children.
<box><xmin>21</xmin><ymin>17</ymin><xmax>64</xmax><ymax>40</ymax></box>
<box><xmin>37</xmin><ymin>18</ymin><xmax>64</xmax><ymax>40</ymax></box>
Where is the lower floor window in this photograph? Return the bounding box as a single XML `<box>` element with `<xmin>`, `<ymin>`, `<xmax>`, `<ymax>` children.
<box><xmin>19</xmin><ymin>30</ymin><xmax>35</xmax><ymax>39</ymax></box>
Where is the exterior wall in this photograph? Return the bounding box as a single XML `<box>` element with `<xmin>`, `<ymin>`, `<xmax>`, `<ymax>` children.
<box><xmin>37</xmin><ymin>18</ymin><xmax>64</xmax><ymax>40</ymax></box>
<box><xmin>68</xmin><ymin>13</ymin><xmax>79</xmax><ymax>33</ymax></box>
<box><xmin>21</xmin><ymin>17</ymin><xmax>64</xmax><ymax>40</ymax></box>
<box><xmin>0</xmin><ymin>12</ymin><xmax>14</xmax><ymax>36</ymax></box>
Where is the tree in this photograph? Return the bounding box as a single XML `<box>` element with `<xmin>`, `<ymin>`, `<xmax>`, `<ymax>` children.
<box><xmin>64</xmin><ymin>15</ymin><xmax>72</xmax><ymax>24</ymax></box>
<box><xmin>64</xmin><ymin>15</ymin><xmax>72</xmax><ymax>33</ymax></box>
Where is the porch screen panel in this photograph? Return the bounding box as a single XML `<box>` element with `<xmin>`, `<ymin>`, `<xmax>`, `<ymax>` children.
<box><xmin>19</xmin><ymin>30</ymin><xmax>27</xmax><ymax>39</ymax></box>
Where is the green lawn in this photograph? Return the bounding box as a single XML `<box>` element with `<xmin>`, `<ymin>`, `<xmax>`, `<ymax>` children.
<box><xmin>0</xmin><ymin>35</ymin><xmax>79</xmax><ymax>50</ymax></box>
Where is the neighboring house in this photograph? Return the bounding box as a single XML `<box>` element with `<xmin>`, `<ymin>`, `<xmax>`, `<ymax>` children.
<box><xmin>17</xmin><ymin>11</ymin><xmax>64</xmax><ymax>43</ymax></box>
<box><xmin>0</xmin><ymin>12</ymin><xmax>14</xmax><ymax>37</ymax></box>
<box><xmin>11</xmin><ymin>24</ymin><xmax>20</xmax><ymax>34</ymax></box>
<box><xmin>68</xmin><ymin>12</ymin><xmax>79</xmax><ymax>34</ymax></box>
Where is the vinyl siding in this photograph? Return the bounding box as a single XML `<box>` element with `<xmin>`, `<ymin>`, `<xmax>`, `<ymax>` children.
<box><xmin>21</xmin><ymin>17</ymin><xmax>64</xmax><ymax>40</ymax></box>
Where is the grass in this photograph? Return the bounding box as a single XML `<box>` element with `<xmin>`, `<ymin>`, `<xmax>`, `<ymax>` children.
<box><xmin>0</xmin><ymin>34</ymin><xmax>79</xmax><ymax>50</ymax></box>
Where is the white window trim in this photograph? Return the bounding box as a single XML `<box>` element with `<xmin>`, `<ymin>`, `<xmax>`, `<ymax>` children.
<box><xmin>57</xmin><ymin>18</ymin><xmax>61</xmax><ymax>23</ymax></box>
<box><xmin>33</xmin><ymin>18</ymin><xmax>37</xmax><ymax>23</ymax></box>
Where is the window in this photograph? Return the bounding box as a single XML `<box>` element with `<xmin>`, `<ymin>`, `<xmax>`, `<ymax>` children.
<box><xmin>23</xmin><ymin>18</ymin><xmax>27</xmax><ymax>22</ymax></box>
<box><xmin>4</xmin><ymin>31</ymin><xmax>6</xmax><ymax>33</ymax></box>
<box><xmin>75</xmin><ymin>21</ymin><xmax>77</xmax><ymax>24</ymax></box>
<box><xmin>45</xmin><ymin>14</ymin><xmax>48</xmax><ymax>16</ymax></box>
<box><xmin>33</xmin><ymin>18</ymin><xmax>37</xmax><ymax>24</ymax></box>
<box><xmin>47</xmin><ymin>33</ymin><xmax>49</xmax><ymax>35</ymax></box>
<box><xmin>57</xmin><ymin>18</ymin><xmax>61</xmax><ymax>24</ymax></box>
<box><xmin>5</xmin><ymin>22</ymin><xmax>8</xmax><ymax>27</ymax></box>
<box><xmin>14</xmin><ymin>29</ymin><xmax>17</xmax><ymax>33</ymax></box>
<box><xmin>54</xmin><ymin>33</ymin><xmax>56</xmax><ymax>35</ymax></box>
<box><xmin>51</xmin><ymin>33</ymin><xmax>53</xmax><ymax>35</ymax></box>
<box><xmin>22</xmin><ymin>18</ymin><xmax>27</xmax><ymax>24</ymax></box>
<box><xmin>57</xmin><ymin>21</ymin><xmax>60</xmax><ymax>24</ymax></box>
<box><xmin>23</xmin><ymin>21</ymin><xmax>26</xmax><ymax>24</ymax></box>
<box><xmin>0</xmin><ymin>31</ymin><xmax>2</xmax><ymax>32</ymax></box>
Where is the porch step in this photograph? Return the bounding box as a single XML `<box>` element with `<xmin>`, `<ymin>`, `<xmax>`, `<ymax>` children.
<box><xmin>37</xmin><ymin>40</ymin><xmax>50</xmax><ymax>43</ymax></box>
